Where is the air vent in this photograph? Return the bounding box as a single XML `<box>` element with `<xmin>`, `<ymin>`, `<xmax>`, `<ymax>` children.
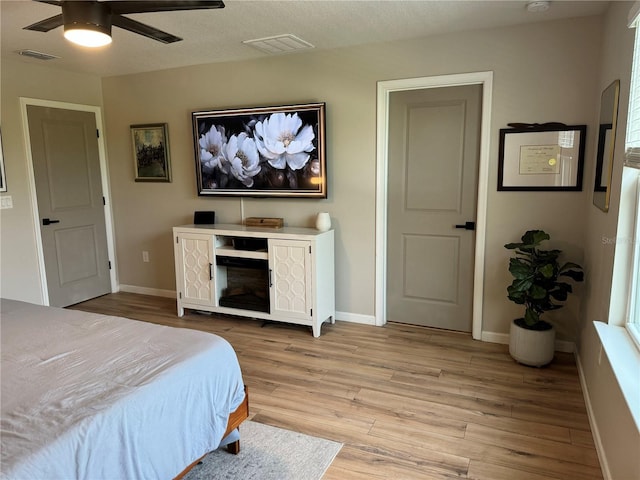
<box><xmin>242</xmin><ymin>34</ymin><xmax>314</xmax><ymax>55</ymax></box>
<box><xmin>17</xmin><ymin>49</ymin><xmax>60</xmax><ymax>61</ymax></box>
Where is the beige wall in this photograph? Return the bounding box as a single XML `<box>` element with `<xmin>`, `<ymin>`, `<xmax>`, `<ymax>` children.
<box><xmin>102</xmin><ymin>16</ymin><xmax>602</xmax><ymax>331</ymax></box>
<box><xmin>578</xmin><ymin>3</ymin><xmax>640</xmax><ymax>479</ymax></box>
<box><xmin>582</xmin><ymin>3</ymin><xmax>635</xmax><ymax>332</ymax></box>
<box><xmin>2</xmin><ymin>8</ymin><xmax>637</xmax><ymax>477</ymax></box>
<box><xmin>0</xmin><ymin>58</ymin><xmax>104</xmax><ymax>304</ymax></box>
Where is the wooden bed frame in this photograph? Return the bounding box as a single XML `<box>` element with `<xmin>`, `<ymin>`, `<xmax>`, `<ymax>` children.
<box><xmin>174</xmin><ymin>386</ymin><xmax>249</xmax><ymax>480</ymax></box>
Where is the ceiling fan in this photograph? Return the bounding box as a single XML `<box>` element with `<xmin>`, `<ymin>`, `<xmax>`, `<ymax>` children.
<box><xmin>23</xmin><ymin>0</ymin><xmax>225</xmax><ymax>47</ymax></box>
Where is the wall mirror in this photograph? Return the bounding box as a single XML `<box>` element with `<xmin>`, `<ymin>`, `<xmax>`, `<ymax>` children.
<box><xmin>593</xmin><ymin>79</ymin><xmax>620</xmax><ymax>212</ymax></box>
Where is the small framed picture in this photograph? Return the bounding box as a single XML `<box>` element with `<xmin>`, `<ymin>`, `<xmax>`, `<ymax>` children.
<box><xmin>131</xmin><ymin>123</ymin><xmax>171</xmax><ymax>182</ymax></box>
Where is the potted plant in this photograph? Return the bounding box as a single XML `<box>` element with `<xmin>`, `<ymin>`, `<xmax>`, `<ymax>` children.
<box><xmin>504</xmin><ymin>230</ymin><xmax>584</xmax><ymax>366</ymax></box>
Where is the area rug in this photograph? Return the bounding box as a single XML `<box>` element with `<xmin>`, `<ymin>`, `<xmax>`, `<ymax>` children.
<box><xmin>184</xmin><ymin>420</ymin><xmax>342</xmax><ymax>480</ymax></box>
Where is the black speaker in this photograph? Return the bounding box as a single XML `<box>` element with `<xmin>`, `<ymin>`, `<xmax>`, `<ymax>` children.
<box><xmin>194</xmin><ymin>211</ymin><xmax>215</xmax><ymax>225</ymax></box>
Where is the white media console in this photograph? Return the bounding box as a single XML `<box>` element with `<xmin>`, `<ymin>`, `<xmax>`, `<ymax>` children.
<box><xmin>173</xmin><ymin>224</ymin><xmax>335</xmax><ymax>337</ymax></box>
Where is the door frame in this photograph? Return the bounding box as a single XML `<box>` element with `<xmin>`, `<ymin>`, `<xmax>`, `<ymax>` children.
<box><xmin>19</xmin><ymin>97</ymin><xmax>118</xmax><ymax>305</ymax></box>
<box><xmin>375</xmin><ymin>71</ymin><xmax>493</xmax><ymax>340</ymax></box>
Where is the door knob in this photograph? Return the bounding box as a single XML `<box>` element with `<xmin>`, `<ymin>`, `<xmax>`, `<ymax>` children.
<box><xmin>42</xmin><ymin>218</ymin><xmax>60</xmax><ymax>226</ymax></box>
<box><xmin>454</xmin><ymin>221</ymin><xmax>475</xmax><ymax>231</ymax></box>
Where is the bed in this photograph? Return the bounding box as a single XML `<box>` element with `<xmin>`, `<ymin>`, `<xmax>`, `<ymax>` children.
<box><xmin>0</xmin><ymin>299</ymin><xmax>248</xmax><ymax>480</ymax></box>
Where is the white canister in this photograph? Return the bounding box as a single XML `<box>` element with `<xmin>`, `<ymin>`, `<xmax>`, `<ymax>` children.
<box><xmin>315</xmin><ymin>212</ymin><xmax>331</xmax><ymax>231</ymax></box>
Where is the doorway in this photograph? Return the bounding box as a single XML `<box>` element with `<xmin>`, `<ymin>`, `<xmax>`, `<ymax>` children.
<box><xmin>21</xmin><ymin>98</ymin><xmax>117</xmax><ymax>307</ymax></box>
<box><xmin>386</xmin><ymin>85</ymin><xmax>481</xmax><ymax>332</ymax></box>
<box><xmin>375</xmin><ymin>72</ymin><xmax>493</xmax><ymax>339</ymax></box>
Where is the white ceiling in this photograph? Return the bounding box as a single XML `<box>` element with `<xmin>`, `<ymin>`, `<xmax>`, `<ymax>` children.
<box><xmin>1</xmin><ymin>0</ymin><xmax>612</xmax><ymax>78</ymax></box>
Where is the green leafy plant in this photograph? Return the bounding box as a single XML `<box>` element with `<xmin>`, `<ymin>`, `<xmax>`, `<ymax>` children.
<box><xmin>504</xmin><ymin>230</ymin><xmax>584</xmax><ymax>330</ymax></box>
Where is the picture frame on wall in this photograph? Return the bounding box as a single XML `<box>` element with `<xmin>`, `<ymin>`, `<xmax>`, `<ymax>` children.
<box><xmin>131</xmin><ymin>123</ymin><xmax>171</xmax><ymax>182</ymax></box>
<box><xmin>192</xmin><ymin>102</ymin><xmax>326</xmax><ymax>198</ymax></box>
<box><xmin>497</xmin><ymin>124</ymin><xmax>586</xmax><ymax>191</ymax></box>
<box><xmin>0</xmin><ymin>128</ymin><xmax>6</xmax><ymax>192</ymax></box>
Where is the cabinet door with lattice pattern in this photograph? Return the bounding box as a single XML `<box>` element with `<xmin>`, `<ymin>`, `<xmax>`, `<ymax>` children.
<box><xmin>268</xmin><ymin>239</ymin><xmax>312</xmax><ymax>320</ymax></box>
<box><xmin>176</xmin><ymin>233</ymin><xmax>215</xmax><ymax>307</ymax></box>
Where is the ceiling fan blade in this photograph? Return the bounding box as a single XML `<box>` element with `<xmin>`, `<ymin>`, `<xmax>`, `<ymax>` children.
<box><xmin>108</xmin><ymin>1</ymin><xmax>224</xmax><ymax>15</ymax></box>
<box><xmin>24</xmin><ymin>13</ymin><xmax>64</xmax><ymax>32</ymax></box>
<box><xmin>24</xmin><ymin>0</ymin><xmax>223</xmax><ymax>43</ymax></box>
<box><xmin>112</xmin><ymin>15</ymin><xmax>182</xmax><ymax>44</ymax></box>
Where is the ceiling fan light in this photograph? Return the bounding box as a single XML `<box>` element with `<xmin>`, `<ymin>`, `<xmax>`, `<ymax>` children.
<box><xmin>64</xmin><ymin>27</ymin><xmax>112</xmax><ymax>47</ymax></box>
<box><xmin>62</xmin><ymin>1</ymin><xmax>112</xmax><ymax>47</ymax></box>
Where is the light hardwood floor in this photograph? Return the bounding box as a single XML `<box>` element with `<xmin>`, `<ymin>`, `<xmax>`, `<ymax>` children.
<box><xmin>69</xmin><ymin>292</ymin><xmax>602</xmax><ymax>480</ymax></box>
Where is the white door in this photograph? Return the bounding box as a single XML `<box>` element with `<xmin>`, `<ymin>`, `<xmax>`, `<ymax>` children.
<box><xmin>175</xmin><ymin>233</ymin><xmax>215</xmax><ymax>307</ymax></box>
<box><xmin>268</xmin><ymin>238</ymin><xmax>312</xmax><ymax>320</ymax></box>
<box><xmin>27</xmin><ymin>105</ymin><xmax>111</xmax><ymax>307</ymax></box>
<box><xmin>386</xmin><ymin>85</ymin><xmax>482</xmax><ymax>332</ymax></box>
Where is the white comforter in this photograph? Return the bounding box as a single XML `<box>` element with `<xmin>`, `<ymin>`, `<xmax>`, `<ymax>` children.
<box><xmin>0</xmin><ymin>299</ymin><xmax>245</xmax><ymax>480</ymax></box>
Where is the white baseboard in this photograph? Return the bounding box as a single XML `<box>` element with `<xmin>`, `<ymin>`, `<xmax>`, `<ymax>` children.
<box><xmin>575</xmin><ymin>350</ymin><xmax>611</xmax><ymax>480</ymax></box>
<box><xmin>555</xmin><ymin>339</ymin><xmax>575</xmax><ymax>353</ymax></box>
<box><xmin>119</xmin><ymin>284</ymin><xmax>176</xmax><ymax>299</ymax></box>
<box><xmin>115</xmin><ymin>289</ymin><xmax>375</xmax><ymax>326</ymax></box>
<box><xmin>335</xmin><ymin>311</ymin><xmax>376</xmax><ymax>325</ymax></box>
<box><xmin>481</xmin><ymin>331</ymin><xmax>575</xmax><ymax>353</ymax></box>
<box><xmin>480</xmin><ymin>331</ymin><xmax>509</xmax><ymax>344</ymax></box>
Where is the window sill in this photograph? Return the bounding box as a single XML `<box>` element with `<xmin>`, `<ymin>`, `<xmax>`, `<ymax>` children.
<box><xmin>628</xmin><ymin>322</ymin><xmax>640</xmax><ymax>350</ymax></box>
<box><xmin>594</xmin><ymin>321</ymin><xmax>640</xmax><ymax>431</ymax></box>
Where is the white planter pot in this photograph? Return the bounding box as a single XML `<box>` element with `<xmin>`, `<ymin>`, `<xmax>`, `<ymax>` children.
<box><xmin>508</xmin><ymin>319</ymin><xmax>555</xmax><ymax>367</ymax></box>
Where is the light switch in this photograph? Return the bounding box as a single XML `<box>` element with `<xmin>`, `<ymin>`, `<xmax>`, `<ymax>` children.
<box><xmin>0</xmin><ymin>196</ymin><xmax>13</xmax><ymax>209</ymax></box>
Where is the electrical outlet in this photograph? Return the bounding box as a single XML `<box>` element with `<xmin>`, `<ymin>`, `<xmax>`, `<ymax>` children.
<box><xmin>142</xmin><ymin>251</ymin><xmax>149</xmax><ymax>263</ymax></box>
<box><xmin>0</xmin><ymin>196</ymin><xmax>13</xmax><ymax>209</ymax></box>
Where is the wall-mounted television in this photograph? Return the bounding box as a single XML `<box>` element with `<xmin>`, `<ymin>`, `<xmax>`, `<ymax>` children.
<box><xmin>192</xmin><ymin>102</ymin><xmax>326</xmax><ymax>198</ymax></box>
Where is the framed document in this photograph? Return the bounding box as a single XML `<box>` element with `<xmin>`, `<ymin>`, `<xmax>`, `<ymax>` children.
<box><xmin>498</xmin><ymin>124</ymin><xmax>586</xmax><ymax>191</ymax></box>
